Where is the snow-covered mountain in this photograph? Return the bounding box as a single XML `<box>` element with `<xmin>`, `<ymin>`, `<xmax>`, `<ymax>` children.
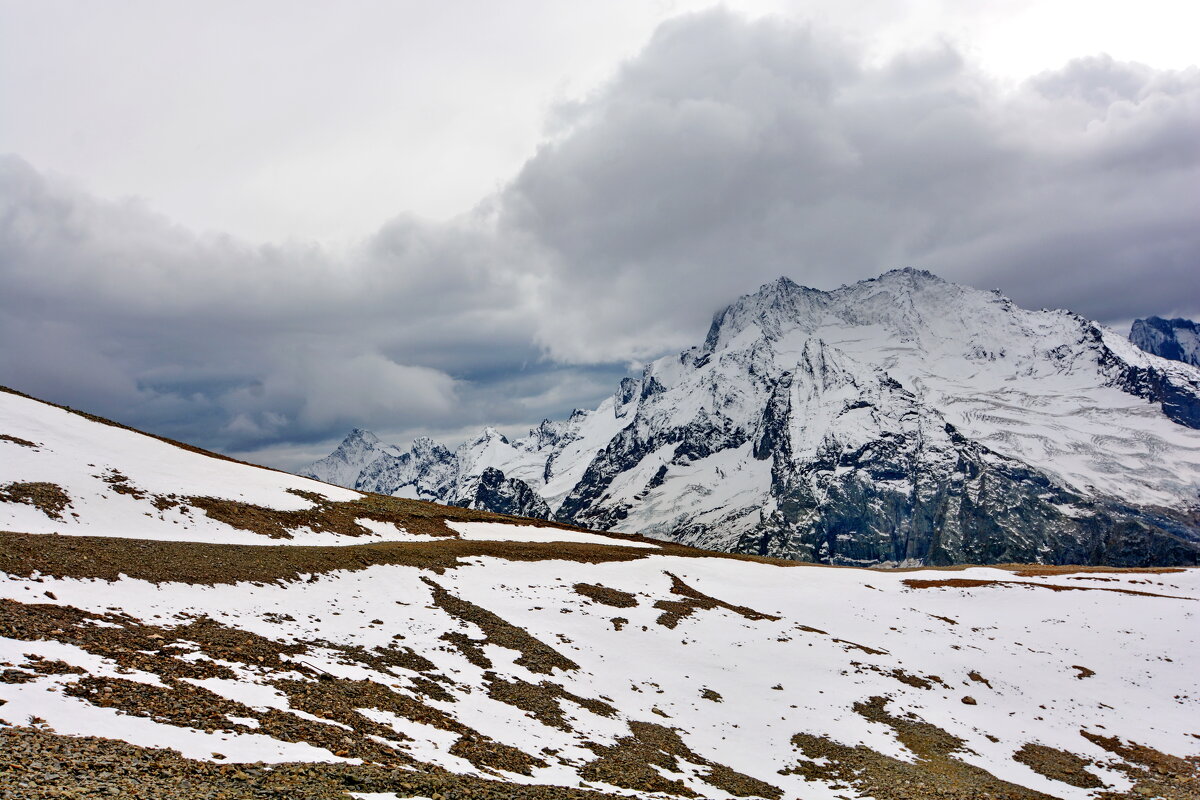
<box><xmin>306</xmin><ymin>269</ymin><xmax>1200</xmax><ymax>567</ymax></box>
<box><xmin>300</xmin><ymin>427</ymin><xmax>403</xmax><ymax>491</ymax></box>
<box><xmin>3</xmin><ymin>385</ymin><xmax>1199</xmax><ymax>799</ymax></box>
<box><xmin>1131</xmin><ymin>316</ymin><xmax>1200</xmax><ymax>368</ymax></box>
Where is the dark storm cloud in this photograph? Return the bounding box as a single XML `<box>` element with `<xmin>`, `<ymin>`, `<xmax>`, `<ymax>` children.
<box><xmin>502</xmin><ymin>11</ymin><xmax>1200</xmax><ymax>362</ymax></box>
<box><xmin>0</xmin><ymin>156</ymin><xmax>556</xmax><ymax>458</ymax></box>
<box><xmin>2</xmin><ymin>9</ymin><xmax>1198</xmax><ymax>466</ymax></box>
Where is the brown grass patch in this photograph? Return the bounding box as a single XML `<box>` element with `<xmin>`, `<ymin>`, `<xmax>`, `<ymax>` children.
<box><xmin>834</xmin><ymin>638</ymin><xmax>889</xmax><ymax>655</ymax></box>
<box><xmin>275</xmin><ymin>675</ymin><xmax>544</xmax><ymax>774</ymax></box>
<box><xmin>883</xmin><ymin>562</ymin><xmax>1188</xmax><ymax>576</ymax></box>
<box><xmin>968</xmin><ymin>670</ymin><xmax>992</xmax><ymax>688</ymax></box>
<box><xmin>1006</xmin><ymin>565</ymin><xmax>1186</xmax><ymax>577</ymax></box>
<box><xmin>66</xmin><ymin>673</ymin><xmax>414</xmax><ymax>766</ymax></box>
<box><xmin>0</xmin><ymin>667</ymin><xmax>37</xmax><ymax>684</ymax></box>
<box><xmin>2</xmin><ymin>592</ymin><xmax>546</xmax><ymax>775</ymax></box>
<box><xmin>903</xmin><ymin>578</ymin><xmax>1005</xmax><ymax>590</ymax></box>
<box><xmin>653</xmin><ymin>572</ymin><xmax>780</xmax><ymax>629</ymax></box>
<box><xmin>888</xmin><ymin>668</ymin><xmax>943</xmax><ymax>690</ymax></box>
<box><xmin>0</xmin><ymin>531</ymin><xmax>657</xmax><ymax>585</ymax></box>
<box><xmin>573</xmin><ymin>583</ymin><xmax>638</xmax><ymax>608</ymax></box>
<box><xmin>902</xmin><ymin>577</ymin><xmax>1196</xmax><ymax>600</ymax></box>
<box><xmin>846</xmin><ymin>661</ymin><xmax>943</xmax><ymax>689</ymax></box>
<box><xmin>423</xmin><ymin>577</ymin><xmax>578</xmax><ymax>675</ymax></box>
<box><xmin>0</xmin><ymin>525</ymin><xmax>853</xmax><ymax>590</ymax></box>
<box><xmin>0</xmin><ymin>433</ymin><xmax>37</xmax><ymax>448</ymax></box>
<box><xmin>15</xmin><ymin>655</ymin><xmax>84</xmax><ymax>677</ymax></box>
<box><xmin>0</xmin><ymin>482</ymin><xmax>72</xmax><ymax>520</ymax></box>
<box><xmin>3</xmin><ymin>590</ymin><xmax>542</xmax><ymax>773</ymax></box>
<box><xmin>0</xmin><ymin>598</ymin><xmax>449</xmax><ymax>700</ymax></box>
<box><xmin>1013</xmin><ymin>743</ymin><xmax>1104</xmax><ymax>788</ymax></box>
<box><xmin>784</xmin><ymin>696</ymin><xmax>1059</xmax><ymax>799</ymax></box>
<box><xmin>0</xmin><ymin>724</ymin><xmax>637</xmax><ymax>799</ymax></box>
<box><xmin>485</xmin><ymin>673</ymin><xmax>615</xmax><ymax>731</ymax></box>
<box><xmin>581</xmin><ymin>721</ymin><xmax>781</xmax><ymax>799</ymax></box>
<box><xmin>189</xmin><ymin>488</ymin><xmax>489</xmax><ymax>540</ymax></box>
<box><xmin>0</xmin><ymin>525</ymin><xmax>834</xmax><ymax>586</ymax></box>
<box><xmin>97</xmin><ymin>469</ymin><xmax>149</xmax><ymax>500</ymax></box>
<box><xmin>0</xmin><ymin>599</ymin><xmax>238</xmax><ymax>681</ymax></box>
<box><xmin>1082</xmin><ymin>730</ymin><xmax>1200</xmax><ymax>800</ymax></box>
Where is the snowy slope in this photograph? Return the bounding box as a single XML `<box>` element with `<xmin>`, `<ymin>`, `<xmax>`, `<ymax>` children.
<box><xmin>307</xmin><ymin>270</ymin><xmax>1200</xmax><ymax>568</ymax></box>
<box><xmin>0</xmin><ymin>388</ymin><xmax>632</xmax><ymax>550</ymax></box>
<box><xmin>6</xmin><ymin>545</ymin><xmax>1200</xmax><ymax>800</ymax></box>
<box><xmin>2</xmin><ymin>387</ymin><xmax>1198</xmax><ymax>799</ymax></box>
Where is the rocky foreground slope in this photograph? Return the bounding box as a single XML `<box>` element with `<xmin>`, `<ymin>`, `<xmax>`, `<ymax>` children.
<box><xmin>307</xmin><ymin>269</ymin><xmax>1200</xmax><ymax>568</ymax></box>
<box><xmin>2</xmin><ymin>387</ymin><xmax>1199</xmax><ymax>799</ymax></box>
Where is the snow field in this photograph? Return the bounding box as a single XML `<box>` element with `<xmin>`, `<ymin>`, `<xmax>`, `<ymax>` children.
<box><xmin>2</xmin><ymin>556</ymin><xmax>1196</xmax><ymax>799</ymax></box>
<box><xmin>0</xmin><ymin>392</ymin><xmax>649</xmax><ymax>550</ymax></box>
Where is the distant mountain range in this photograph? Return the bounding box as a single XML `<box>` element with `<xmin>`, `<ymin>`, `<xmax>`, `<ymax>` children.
<box><xmin>305</xmin><ymin>269</ymin><xmax>1200</xmax><ymax>567</ymax></box>
<box><xmin>1130</xmin><ymin>316</ymin><xmax>1200</xmax><ymax>368</ymax></box>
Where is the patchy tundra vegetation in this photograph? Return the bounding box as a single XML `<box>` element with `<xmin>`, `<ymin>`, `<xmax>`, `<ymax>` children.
<box><xmin>1</xmin><ymin>387</ymin><xmax>1198</xmax><ymax>799</ymax></box>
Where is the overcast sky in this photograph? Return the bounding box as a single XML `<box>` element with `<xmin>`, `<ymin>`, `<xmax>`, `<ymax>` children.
<box><xmin>2</xmin><ymin>1</ymin><xmax>1198</xmax><ymax>469</ymax></box>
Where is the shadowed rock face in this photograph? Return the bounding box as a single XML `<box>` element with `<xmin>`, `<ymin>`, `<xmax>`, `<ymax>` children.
<box><xmin>1131</xmin><ymin>316</ymin><xmax>1200</xmax><ymax>368</ymax></box>
<box><xmin>456</xmin><ymin>467</ymin><xmax>552</xmax><ymax>520</ymax></box>
<box><xmin>305</xmin><ymin>271</ymin><xmax>1200</xmax><ymax>568</ymax></box>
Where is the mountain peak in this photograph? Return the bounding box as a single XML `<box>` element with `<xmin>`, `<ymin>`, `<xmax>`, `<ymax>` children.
<box><xmin>344</xmin><ymin>427</ymin><xmax>381</xmax><ymax>444</ymax></box>
<box><xmin>473</xmin><ymin>426</ymin><xmax>510</xmax><ymax>446</ymax></box>
<box><xmin>703</xmin><ymin>274</ymin><xmax>825</xmax><ymax>352</ymax></box>
<box><xmin>700</xmin><ymin>271</ymin><xmax>955</xmax><ymax>355</ymax></box>
<box><xmin>703</xmin><ymin>269</ymin><xmax>961</xmax><ymax>354</ymax></box>
<box><xmin>410</xmin><ymin>436</ymin><xmax>451</xmax><ymax>457</ymax></box>
<box><xmin>875</xmin><ymin>266</ymin><xmax>942</xmax><ymax>283</ymax></box>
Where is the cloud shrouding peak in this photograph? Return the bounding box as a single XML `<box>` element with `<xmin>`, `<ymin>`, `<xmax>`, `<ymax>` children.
<box><xmin>504</xmin><ymin>12</ymin><xmax>1200</xmax><ymax>362</ymax></box>
<box><xmin>3</xmin><ymin>10</ymin><xmax>1198</xmax><ymax>466</ymax></box>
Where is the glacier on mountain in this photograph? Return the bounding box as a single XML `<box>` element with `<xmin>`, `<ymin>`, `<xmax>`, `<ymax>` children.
<box><xmin>304</xmin><ymin>269</ymin><xmax>1200</xmax><ymax>566</ymax></box>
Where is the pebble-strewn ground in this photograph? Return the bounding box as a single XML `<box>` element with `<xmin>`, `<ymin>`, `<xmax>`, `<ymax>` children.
<box><xmin>3</xmin><ymin>533</ymin><xmax>1198</xmax><ymax>800</ymax></box>
<box><xmin>3</xmin><ymin>386</ymin><xmax>1199</xmax><ymax>800</ymax></box>
<box><xmin>0</xmin><ymin>725</ymin><xmax>634</xmax><ymax>800</ymax></box>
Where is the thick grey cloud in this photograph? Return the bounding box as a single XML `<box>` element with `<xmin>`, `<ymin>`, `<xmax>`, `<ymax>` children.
<box><xmin>2</xmin><ymin>10</ymin><xmax>1198</xmax><ymax>467</ymax></box>
<box><xmin>0</xmin><ymin>156</ymin><xmax>574</xmax><ymax>460</ymax></box>
<box><xmin>503</xmin><ymin>11</ymin><xmax>1200</xmax><ymax>362</ymax></box>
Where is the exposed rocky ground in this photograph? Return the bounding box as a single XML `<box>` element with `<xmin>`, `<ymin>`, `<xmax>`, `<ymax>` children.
<box><xmin>3</xmin><ymin>531</ymin><xmax>1198</xmax><ymax>800</ymax></box>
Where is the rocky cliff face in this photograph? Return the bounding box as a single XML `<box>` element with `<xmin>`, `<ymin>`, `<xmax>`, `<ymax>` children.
<box><xmin>304</xmin><ymin>269</ymin><xmax>1200</xmax><ymax>567</ymax></box>
<box><xmin>1131</xmin><ymin>316</ymin><xmax>1200</xmax><ymax>369</ymax></box>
